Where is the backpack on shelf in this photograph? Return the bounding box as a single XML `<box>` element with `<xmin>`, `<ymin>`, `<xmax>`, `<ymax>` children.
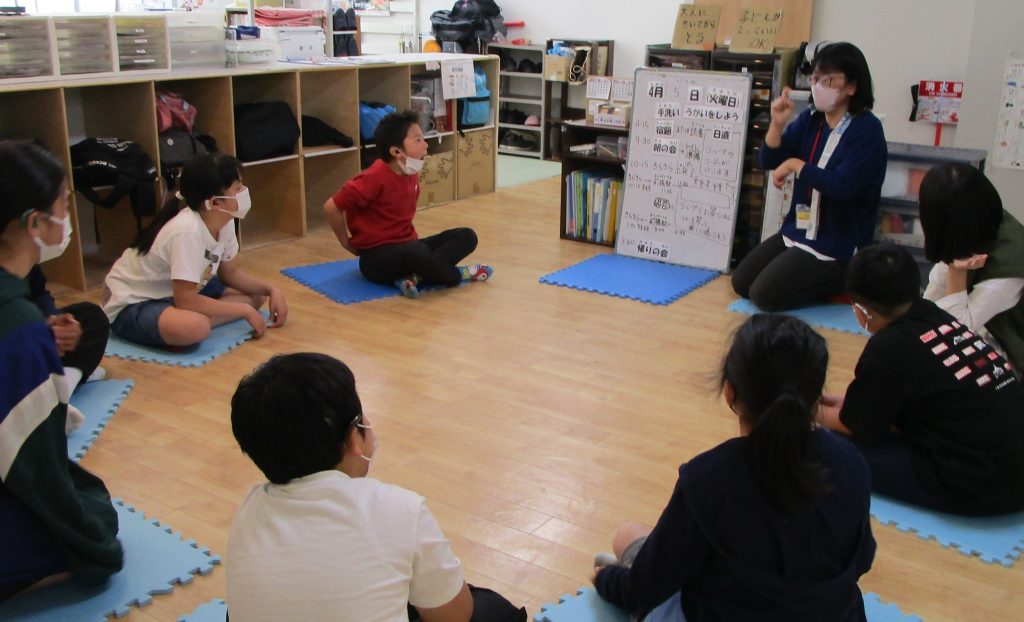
<box><xmin>70</xmin><ymin>137</ymin><xmax>158</xmax><ymax>222</ymax></box>
<box><xmin>156</xmin><ymin>91</ymin><xmax>198</xmax><ymax>134</ymax></box>
<box><xmin>158</xmin><ymin>130</ymin><xmax>216</xmax><ymax>190</ymax></box>
<box><xmin>359</xmin><ymin>101</ymin><xmax>397</xmax><ymax>142</ymax></box>
<box><xmin>458</xmin><ymin>66</ymin><xmax>491</xmax><ymax>130</ymax></box>
<box><xmin>233</xmin><ymin>101</ymin><xmax>301</xmax><ymax>162</ymax></box>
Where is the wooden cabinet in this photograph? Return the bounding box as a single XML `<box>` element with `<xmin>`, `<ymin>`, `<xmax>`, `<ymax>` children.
<box><xmin>559</xmin><ymin>120</ymin><xmax>629</xmax><ymax>247</ymax></box>
<box><xmin>0</xmin><ymin>55</ymin><xmax>498</xmax><ymax>291</ymax></box>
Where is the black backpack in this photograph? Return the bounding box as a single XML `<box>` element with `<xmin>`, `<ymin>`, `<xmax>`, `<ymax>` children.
<box><xmin>70</xmin><ymin>137</ymin><xmax>158</xmax><ymax>221</ymax></box>
<box><xmin>158</xmin><ymin>130</ymin><xmax>217</xmax><ymax>190</ymax></box>
<box><xmin>234</xmin><ymin>101</ymin><xmax>301</xmax><ymax>162</ymax></box>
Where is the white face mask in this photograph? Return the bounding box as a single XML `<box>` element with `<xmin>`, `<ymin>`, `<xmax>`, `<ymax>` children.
<box><xmin>208</xmin><ymin>187</ymin><xmax>252</xmax><ymax>219</ymax></box>
<box><xmin>356</xmin><ymin>419</ymin><xmax>379</xmax><ymax>466</ymax></box>
<box><xmin>34</xmin><ymin>214</ymin><xmax>72</xmax><ymax>263</ymax></box>
<box><xmin>400</xmin><ymin>153</ymin><xmax>425</xmax><ymax>176</ymax></box>
<box><xmin>811</xmin><ymin>82</ymin><xmax>842</xmax><ymax>113</ymax></box>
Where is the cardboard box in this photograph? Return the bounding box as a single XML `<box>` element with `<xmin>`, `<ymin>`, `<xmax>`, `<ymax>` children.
<box><xmin>418</xmin><ymin>151</ymin><xmax>454</xmax><ymax>207</ymax></box>
<box><xmin>592</xmin><ymin>103</ymin><xmax>632</xmax><ymax>128</ymax></box>
<box><xmin>456</xmin><ymin>130</ymin><xmax>495</xmax><ymax>199</ymax></box>
<box><xmin>543</xmin><ymin>54</ymin><xmax>571</xmax><ymax>82</ymax></box>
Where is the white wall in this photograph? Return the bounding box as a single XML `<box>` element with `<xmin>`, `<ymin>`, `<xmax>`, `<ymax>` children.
<box><xmin>811</xmin><ymin>0</ymin><xmax>975</xmax><ymax>146</ymax></box>
<box><xmin>956</xmin><ymin>0</ymin><xmax>1024</xmax><ymax>221</ymax></box>
<box><xmin>422</xmin><ymin>1</ymin><xmax>983</xmax><ymax>146</ymax></box>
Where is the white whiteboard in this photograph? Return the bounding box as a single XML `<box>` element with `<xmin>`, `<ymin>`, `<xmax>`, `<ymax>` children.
<box><xmin>615</xmin><ymin>68</ymin><xmax>752</xmax><ymax>272</ymax></box>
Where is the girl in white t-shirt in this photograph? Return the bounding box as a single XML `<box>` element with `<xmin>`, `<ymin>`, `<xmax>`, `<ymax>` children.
<box><xmin>102</xmin><ymin>154</ymin><xmax>287</xmax><ymax>347</ymax></box>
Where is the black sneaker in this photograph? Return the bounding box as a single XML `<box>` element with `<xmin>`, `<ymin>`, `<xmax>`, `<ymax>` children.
<box><xmin>508</xmin><ymin>109</ymin><xmax>527</xmax><ymax>125</ymax></box>
<box><xmin>501</xmin><ymin>55</ymin><xmax>516</xmax><ymax>72</ymax></box>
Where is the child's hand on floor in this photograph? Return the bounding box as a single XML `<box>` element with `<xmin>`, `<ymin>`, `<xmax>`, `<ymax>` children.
<box><xmin>268</xmin><ymin>287</ymin><xmax>288</xmax><ymax>328</ymax></box>
<box><xmin>244</xmin><ymin>307</ymin><xmax>267</xmax><ymax>338</ymax></box>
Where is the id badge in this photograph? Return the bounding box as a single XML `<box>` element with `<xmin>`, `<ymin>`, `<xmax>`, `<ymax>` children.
<box><xmin>795</xmin><ymin>203</ymin><xmax>811</xmax><ymax>230</ymax></box>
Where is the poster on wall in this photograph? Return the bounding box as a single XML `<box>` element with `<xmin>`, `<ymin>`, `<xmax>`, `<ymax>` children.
<box><xmin>994</xmin><ymin>51</ymin><xmax>1024</xmax><ymax>170</ymax></box>
<box><xmin>916</xmin><ymin>80</ymin><xmax>962</xmax><ymax>124</ymax></box>
<box><xmin>353</xmin><ymin>0</ymin><xmax>390</xmax><ymax>16</ymax></box>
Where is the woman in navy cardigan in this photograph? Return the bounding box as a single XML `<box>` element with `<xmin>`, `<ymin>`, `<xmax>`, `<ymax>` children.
<box><xmin>732</xmin><ymin>42</ymin><xmax>887</xmax><ymax>311</ymax></box>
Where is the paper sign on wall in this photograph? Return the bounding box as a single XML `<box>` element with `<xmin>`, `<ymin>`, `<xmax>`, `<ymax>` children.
<box><xmin>994</xmin><ymin>51</ymin><xmax>1024</xmax><ymax>170</ymax></box>
<box><xmin>441</xmin><ymin>59</ymin><xmax>475</xmax><ymax>99</ymax></box>
<box><xmin>586</xmin><ymin>77</ymin><xmax>612</xmax><ymax>100</ymax></box>
<box><xmin>352</xmin><ymin>0</ymin><xmax>390</xmax><ymax>17</ymax></box>
<box><xmin>917</xmin><ymin>80</ymin><xmax>963</xmax><ymax>124</ymax></box>
<box><xmin>672</xmin><ymin>4</ymin><xmax>722</xmax><ymax>51</ymax></box>
<box><xmin>729</xmin><ymin>7</ymin><xmax>783</xmax><ymax>53</ymax></box>
<box><xmin>611</xmin><ymin>78</ymin><xmax>634</xmax><ymax>102</ymax></box>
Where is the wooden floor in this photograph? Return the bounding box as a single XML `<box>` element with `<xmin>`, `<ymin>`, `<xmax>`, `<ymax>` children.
<box><xmin>57</xmin><ymin>176</ymin><xmax>1022</xmax><ymax>621</ymax></box>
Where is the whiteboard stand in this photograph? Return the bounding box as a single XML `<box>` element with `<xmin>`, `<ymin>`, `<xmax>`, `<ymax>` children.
<box><xmin>615</xmin><ymin>67</ymin><xmax>752</xmax><ymax>273</ymax></box>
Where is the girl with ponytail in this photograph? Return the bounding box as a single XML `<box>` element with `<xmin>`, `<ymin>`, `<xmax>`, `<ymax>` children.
<box><xmin>101</xmin><ymin>153</ymin><xmax>287</xmax><ymax>348</ymax></box>
<box><xmin>592</xmin><ymin>315</ymin><xmax>876</xmax><ymax>622</ymax></box>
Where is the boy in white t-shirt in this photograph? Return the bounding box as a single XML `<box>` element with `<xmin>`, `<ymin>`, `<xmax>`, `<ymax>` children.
<box><xmin>227</xmin><ymin>353</ymin><xmax>473</xmax><ymax>622</ymax></box>
<box><xmin>102</xmin><ymin>153</ymin><xmax>287</xmax><ymax>347</ymax></box>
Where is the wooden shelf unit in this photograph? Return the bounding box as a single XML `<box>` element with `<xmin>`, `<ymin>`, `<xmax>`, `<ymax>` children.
<box><xmin>559</xmin><ymin>120</ymin><xmax>629</xmax><ymax>248</ymax></box>
<box><xmin>546</xmin><ymin>39</ymin><xmax>615</xmax><ymax>162</ymax></box>
<box><xmin>0</xmin><ymin>55</ymin><xmax>498</xmax><ymax>290</ymax></box>
<box><xmin>487</xmin><ymin>42</ymin><xmax>548</xmax><ymax>160</ymax></box>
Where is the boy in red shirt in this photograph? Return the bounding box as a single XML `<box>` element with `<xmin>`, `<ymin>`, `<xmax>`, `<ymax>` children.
<box><xmin>324</xmin><ymin>111</ymin><xmax>492</xmax><ymax>298</ymax></box>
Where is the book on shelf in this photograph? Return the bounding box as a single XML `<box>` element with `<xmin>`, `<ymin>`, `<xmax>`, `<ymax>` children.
<box><xmin>565</xmin><ymin>168</ymin><xmax>623</xmax><ymax>243</ymax></box>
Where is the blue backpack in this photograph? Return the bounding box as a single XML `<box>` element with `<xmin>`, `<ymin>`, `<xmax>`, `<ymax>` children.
<box><xmin>459</xmin><ymin>67</ymin><xmax>491</xmax><ymax>129</ymax></box>
<box><xmin>360</xmin><ymin>101</ymin><xmax>397</xmax><ymax>142</ymax></box>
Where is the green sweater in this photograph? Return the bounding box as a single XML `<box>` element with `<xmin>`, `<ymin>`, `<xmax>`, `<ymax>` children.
<box><xmin>0</xmin><ymin>269</ymin><xmax>123</xmax><ymax>588</ymax></box>
<box><xmin>970</xmin><ymin>210</ymin><xmax>1024</xmax><ymax>373</ymax></box>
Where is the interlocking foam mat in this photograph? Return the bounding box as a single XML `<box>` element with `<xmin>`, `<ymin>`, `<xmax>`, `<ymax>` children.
<box><xmin>871</xmin><ymin>494</ymin><xmax>1024</xmax><ymax>567</ymax></box>
<box><xmin>282</xmin><ymin>259</ymin><xmax>443</xmax><ymax>304</ymax></box>
<box><xmin>534</xmin><ymin>588</ymin><xmax>921</xmax><ymax>622</ymax></box>
<box><xmin>105</xmin><ymin>310</ymin><xmax>269</xmax><ymax>367</ymax></box>
<box><xmin>178</xmin><ymin>598</ymin><xmax>226</xmax><ymax>622</ymax></box>
<box><xmin>728</xmin><ymin>298</ymin><xmax>869</xmax><ymax>336</ymax></box>
<box><xmin>0</xmin><ymin>500</ymin><xmax>220</xmax><ymax>621</ymax></box>
<box><xmin>539</xmin><ymin>254</ymin><xmax>719</xmax><ymax>306</ymax></box>
<box><xmin>67</xmin><ymin>379</ymin><xmax>134</xmax><ymax>462</ymax></box>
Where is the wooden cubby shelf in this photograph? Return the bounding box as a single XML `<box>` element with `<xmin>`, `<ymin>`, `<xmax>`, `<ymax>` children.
<box><xmin>0</xmin><ymin>54</ymin><xmax>498</xmax><ymax>290</ymax></box>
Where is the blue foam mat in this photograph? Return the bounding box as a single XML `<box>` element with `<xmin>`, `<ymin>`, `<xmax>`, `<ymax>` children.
<box><xmin>539</xmin><ymin>254</ymin><xmax>719</xmax><ymax>306</ymax></box>
<box><xmin>282</xmin><ymin>259</ymin><xmax>443</xmax><ymax>304</ymax></box>
<box><xmin>534</xmin><ymin>588</ymin><xmax>920</xmax><ymax>622</ymax></box>
<box><xmin>0</xmin><ymin>500</ymin><xmax>221</xmax><ymax>621</ymax></box>
<box><xmin>728</xmin><ymin>298</ymin><xmax>869</xmax><ymax>336</ymax></box>
<box><xmin>178</xmin><ymin>598</ymin><xmax>226</xmax><ymax>622</ymax></box>
<box><xmin>67</xmin><ymin>379</ymin><xmax>134</xmax><ymax>462</ymax></box>
<box><xmin>104</xmin><ymin>310</ymin><xmax>269</xmax><ymax>368</ymax></box>
<box><xmin>871</xmin><ymin>494</ymin><xmax>1024</xmax><ymax>567</ymax></box>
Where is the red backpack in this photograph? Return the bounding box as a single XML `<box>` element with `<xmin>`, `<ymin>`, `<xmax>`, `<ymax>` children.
<box><xmin>156</xmin><ymin>91</ymin><xmax>198</xmax><ymax>134</ymax></box>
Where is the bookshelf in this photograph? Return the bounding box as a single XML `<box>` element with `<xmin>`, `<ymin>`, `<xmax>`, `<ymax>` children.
<box><xmin>0</xmin><ymin>54</ymin><xmax>498</xmax><ymax>291</ymax></box>
<box><xmin>559</xmin><ymin>120</ymin><xmax>628</xmax><ymax>247</ymax></box>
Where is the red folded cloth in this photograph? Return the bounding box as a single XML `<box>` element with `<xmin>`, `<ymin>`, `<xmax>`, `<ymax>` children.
<box><xmin>254</xmin><ymin>7</ymin><xmax>326</xmax><ymax>27</ymax></box>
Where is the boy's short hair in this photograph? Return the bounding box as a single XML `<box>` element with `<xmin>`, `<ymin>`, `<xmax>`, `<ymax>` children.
<box><xmin>845</xmin><ymin>244</ymin><xmax>921</xmax><ymax>316</ymax></box>
<box><xmin>231</xmin><ymin>353</ymin><xmax>363</xmax><ymax>484</ymax></box>
<box><xmin>374</xmin><ymin>110</ymin><xmax>420</xmax><ymax>162</ymax></box>
<box><xmin>918</xmin><ymin>163</ymin><xmax>1003</xmax><ymax>264</ymax></box>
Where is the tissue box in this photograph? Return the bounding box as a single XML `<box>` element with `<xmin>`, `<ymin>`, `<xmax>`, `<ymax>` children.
<box><xmin>592</xmin><ymin>103</ymin><xmax>631</xmax><ymax>128</ymax></box>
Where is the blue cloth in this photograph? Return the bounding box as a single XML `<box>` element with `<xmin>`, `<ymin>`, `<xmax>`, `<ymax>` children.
<box><xmin>0</xmin><ymin>500</ymin><xmax>220</xmax><ymax>621</ymax></box>
<box><xmin>595</xmin><ymin>430</ymin><xmax>875</xmax><ymax>622</ymax></box>
<box><xmin>539</xmin><ymin>254</ymin><xmax>718</xmax><ymax>306</ymax></box>
<box><xmin>760</xmin><ymin>109</ymin><xmax>887</xmax><ymax>261</ymax></box>
<box><xmin>728</xmin><ymin>298</ymin><xmax>869</xmax><ymax>336</ymax></box>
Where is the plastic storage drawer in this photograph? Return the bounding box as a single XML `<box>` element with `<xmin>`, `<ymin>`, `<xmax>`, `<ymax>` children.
<box><xmin>0</xmin><ymin>17</ymin><xmax>56</xmax><ymax>81</ymax></box>
<box><xmin>171</xmin><ymin>39</ymin><xmax>227</xmax><ymax>68</ymax></box>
